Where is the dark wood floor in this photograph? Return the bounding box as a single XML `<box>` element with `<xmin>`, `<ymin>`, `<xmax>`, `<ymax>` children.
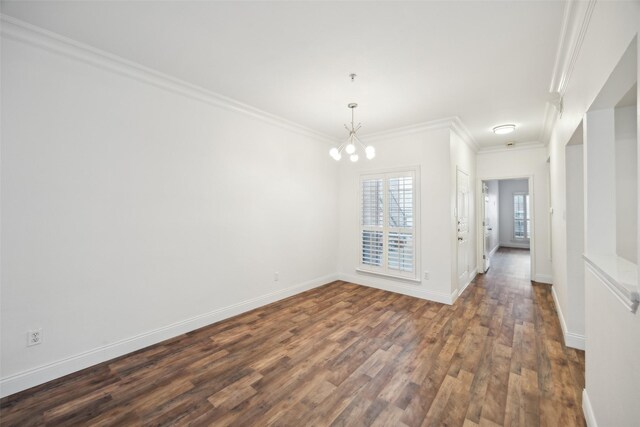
<box><xmin>1</xmin><ymin>248</ymin><xmax>585</xmax><ymax>426</ymax></box>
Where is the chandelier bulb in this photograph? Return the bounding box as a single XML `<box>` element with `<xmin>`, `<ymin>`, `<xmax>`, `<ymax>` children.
<box><xmin>345</xmin><ymin>143</ymin><xmax>356</xmax><ymax>154</ymax></box>
<box><xmin>350</xmin><ymin>154</ymin><xmax>359</xmax><ymax>162</ymax></box>
<box><xmin>365</xmin><ymin>146</ymin><xmax>376</xmax><ymax>159</ymax></box>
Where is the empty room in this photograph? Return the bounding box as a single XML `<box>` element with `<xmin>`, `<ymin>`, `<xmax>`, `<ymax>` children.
<box><xmin>1</xmin><ymin>1</ymin><xmax>639</xmax><ymax>426</ymax></box>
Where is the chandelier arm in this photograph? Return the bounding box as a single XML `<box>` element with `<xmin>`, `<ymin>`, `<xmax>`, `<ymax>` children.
<box><xmin>353</xmin><ymin>135</ymin><xmax>367</xmax><ymax>149</ymax></box>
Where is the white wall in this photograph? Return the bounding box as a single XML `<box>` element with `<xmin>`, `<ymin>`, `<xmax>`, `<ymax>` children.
<box><xmin>545</xmin><ymin>1</ymin><xmax>640</xmax><ymax>425</ymax></box>
<box><xmin>615</xmin><ymin>105</ymin><xmax>637</xmax><ymax>263</ymax></box>
<box><xmin>1</xmin><ymin>32</ymin><xmax>339</xmax><ymax>396</ymax></box>
<box><xmin>585</xmin><ymin>267</ymin><xmax>640</xmax><ymax>426</ymax></box>
<box><xmin>498</xmin><ymin>179</ymin><xmax>530</xmax><ymax>249</ymax></box>
<box><xmin>564</xmin><ymin>143</ymin><xmax>585</xmax><ymax>342</ymax></box>
<box><xmin>476</xmin><ymin>146</ymin><xmax>551</xmax><ymax>283</ymax></box>
<box><xmin>484</xmin><ymin>180</ymin><xmax>499</xmax><ymax>254</ymax></box>
<box><xmin>336</xmin><ymin>126</ymin><xmax>476</xmax><ymax>304</ymax></box>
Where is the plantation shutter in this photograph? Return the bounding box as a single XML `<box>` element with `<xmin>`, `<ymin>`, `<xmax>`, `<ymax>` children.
<box><xmin>361</xmin><ymin>178</ymin><xmax>384</xmax><ymax>267</ymax></box>
<box><xmin>360</xmin><ymin>170</ymin><xmax>417</xmax><ymax>279</ymax></box>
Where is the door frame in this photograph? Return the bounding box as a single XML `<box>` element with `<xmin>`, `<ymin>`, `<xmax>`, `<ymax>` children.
<box><xmin>481</xmin><ymin>181</ymin><xmax>491</xmax><ymax>273</ymax></box>
<box><xmin>456</xmin><ymin>167</ymin><xmax>471</xmax><ymax>289</ymax></box>
<box><xmin>476</xmin><ymin>174</ymin><xmax>535</xmax><ymax>281</ymax></box>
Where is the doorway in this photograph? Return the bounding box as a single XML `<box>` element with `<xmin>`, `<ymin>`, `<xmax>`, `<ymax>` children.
<box><xmin>478</xmin><ymin>177</ymin><xmax>533</xmax><ymax>280</ymax></box>
<box><xmin>457</xmin><ymin>169</ymin><xmax>470</xmax><ymax>289</ymax></box>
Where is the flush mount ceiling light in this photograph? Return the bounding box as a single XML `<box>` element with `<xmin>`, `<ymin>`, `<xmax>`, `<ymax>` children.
<box><xmin>329</xmin><ymin>75</ymin><xmax>375</xmax><ymax>162</ymax></box>
<box><xmin>492</xmin><ymin>124</ymin><xmax>516</xmax><ymax>135</ymax></box>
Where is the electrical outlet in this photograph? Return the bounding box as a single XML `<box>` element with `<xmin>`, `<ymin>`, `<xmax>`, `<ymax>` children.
<box><xmin>274</xmin><ymin>272</ymin><xmax>279</xmax><ymax>281</ymax></box>
<box><xmin>424</xmin><ymin>271</ymin><xmax>430</xmax><ymax>280</ymax></box>
<box><xmin>28</xmin><ymin>329</ymin><xmax>42</xmax><ymax>347</ymax></box>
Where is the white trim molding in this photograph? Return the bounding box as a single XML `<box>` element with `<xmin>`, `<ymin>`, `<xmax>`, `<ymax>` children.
<box><xmin>359</xmin><ymin>116</ymin><xmax>479</xmax><ymax>153</ymax></box>
<box><xmin>489</xmin><ymin>245</ymin><xmax>500</xmax><ymax>258</ymax></box>
<box><xmin>0</xmin><ymin>274</ymin><xmax>338</xmax><ymax>398</ymax></box>
<box><xmin>477</xmin><ymin>141</ymin><xmax>546</xmax><ymax>154</ymax></box>
<box><xmin>582</xmin><ymin>389</ymin><xmax>598</xmax><ymax>427</ymax></box>
<box><xmin>450</xmin><ymin>117</ymin><xmax>480</xmax><ymax>153</ymax></box>
<box><xmin>551</xmin><ymin>286</ymin><xmax>586</xmax><ymax>350</ymax></box>
<box><xmin>360</xmin><ymin>117</ymin><xmax>457</xmax><ymax>142</ymax></box>
<box><xmin>549</xmin><ymin>0</ymin><xmax>597</xmax><ymax>96</ymax></box>
<box><xmin>457</xmin><ymin>267</ymin><xmax>478</xmax><ymax>299</ymax></box>
<box><xmin>339</xmin><ymin>273</ymin><xmax>456</xmax><ymax>305</ymax></box>
<box><xmin>534</xmin><ymin>274</ymin><xmax>553</xmax><ymax>285</ymax></box>
<box><xmin>542</xmin><ymin>0</ymin><xmax>597</xmax><ymax>144</ymax></box>
<box><xmin>500</xmin><ymin>242</ymin><xmax>531</xmax><ymax>250</ymax></box>
<box><xmin>0</xmin><ymin>14</ymin><xmax>337</xmax><ymax>146</ymax></box>
<box><xmin>583</xmin><ymin>254</ymin><xmax>640</xmax><ymax>313</ymax></box>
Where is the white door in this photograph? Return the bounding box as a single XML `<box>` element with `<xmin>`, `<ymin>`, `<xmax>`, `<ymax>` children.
<box><xmin>457</xmin><ymin>169</ymin><xmax>469</xmax><ymax>288</ymax></box>
<box><xmin>483</xmin><ymin>183</ymin><xmax>491</xmax><ymax>272</ymax></box>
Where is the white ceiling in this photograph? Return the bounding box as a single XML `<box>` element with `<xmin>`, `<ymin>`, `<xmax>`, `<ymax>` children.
<box><xmin>1</xmin><ymin>1</ymin><xmax>565</xmax><ymax>148</ymax></box>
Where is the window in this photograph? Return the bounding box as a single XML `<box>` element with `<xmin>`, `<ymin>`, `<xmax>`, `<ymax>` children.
<box><xmin>513</xmin><ymin>192</ymin><xmax>530</xmax><ymax>239</ymax></box>
<box><xmin>360</xmin><ymin>169</ymin><xmax>418</xmax><ymax>279</ymax></box>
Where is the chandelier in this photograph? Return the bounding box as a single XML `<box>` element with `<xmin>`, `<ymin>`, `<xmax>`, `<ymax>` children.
<box><xmin>329</xmin><ymin>103</ymin><xmax>375</xmax><ymax>162</ymax></box>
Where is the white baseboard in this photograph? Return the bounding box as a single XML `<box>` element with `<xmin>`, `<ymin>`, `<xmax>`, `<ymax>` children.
<box><xmin>339</xmin><ymin>273</ymin><xmax>455</xmax><ymax>305</ymax></box>
<box><xmin>499</xmin><ymin>242</ymin><xmax>531</xmax><ymax>249</ymax></box>
<box><xmin>456</xmin><ymin>267</ymin><xmax>478</xmax><ymax>301</ymax></box>
<box><xmin>489</xmin><ymin>245</ymin><xmax>499</xmax><ymax>257</ymax></box>
<box><xmin>551</xmin><ymin>286</ymin><xmax>586</xmax><ymax>350</ymax></box>
<box><xmin>534</xmin><ymin>274</ymin><xmax>553</xmax><ymax>284</ymax></box>
<box><xmin>0</xmin><ymin>274</ymin><xmax>337</xmax><ymax>398</ymax></box>
<box><xmin>583</xmin><ymin>389</ymin><xmax>598</xmax><ymax>427</ymax></box>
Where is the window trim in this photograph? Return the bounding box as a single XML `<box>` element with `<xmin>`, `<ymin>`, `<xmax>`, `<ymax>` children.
<box><xmin>513</xmin><ymin>191</ymin><xmax>530</xmax><ymax>241</ymax></box>
<box><xmin>358</xmin><ymin>166</ymin><xmax>420</xmax><ymax>281</ymax></box>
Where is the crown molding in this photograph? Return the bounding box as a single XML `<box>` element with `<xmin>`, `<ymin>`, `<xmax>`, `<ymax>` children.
<box><xmin>549</xmin><ymin>0</ymin><xmax>596</xmax><ymax>96</ymax></box>
<box><xmin>542</xmin><ymin>0</ymin><xmax>596</xmax><ymax>145</ymax></box>
<box><xmin>477</xmin><ymin>141</ymin><xmax>546</xmax><ymax>155</ymax></box>
<box><xmin>360</xmin><ymin>116</ymin><xmax>458</xmax><ymax>141</ymax></box>
<box><xmin>1</xmin><ymin>15</ymin><xmax>485</xmax><ymax>153</ymax></box>
<box><xmin>0</xmin><ymin>15</ymin><xmax>338</xmax><ymax>145</ymax></box>
<box><xmin>540</xmin><ymin>101</ymin><xmax>559</xmax><ymax>146</ymax></box>
<box><xmin>359</xmin><ymin>116</ymin><xmax>479</xmax><ymax>152</ymax></box>
<box><xmin>450</xmin><ymin>117</ymin><xmax>480</xmax><ymax>153</ymax></box>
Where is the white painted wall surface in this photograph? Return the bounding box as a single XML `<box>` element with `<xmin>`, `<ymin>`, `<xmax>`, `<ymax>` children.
<box><xmin>498</xmin><ymin>179</ymin><xmax>530</xmax><ymax>249</ymax></box>
<box><xmin>585</xmin><ymin>267</ymin><xmax>640</xmax><ymax>426</ymax></box>
<box><xmin>476</xmin><ymin>147</ymin><xmax>551</xmax><ymax>283</ymax></box>
<box><xmin>337</xmin><ymin>127</ymin><xmax>455</xmax><ymax>303</ymax></box>
<box><xmin>615</xmin><ymin>105</ymin><xmax>637</xmax><ymax>263</ymax></box>
<box><xmin>564</xmin><ymin>144</ymin><xmax>585</xmax><ymax>341</ymax></box>
<box><xmin>485</xmin><ymin>180</ymin><xmax>499</xmax><ymax>254</ymax></box>
<box><xmin>1</xmin><ymin>35</ymin><xmax>339</xmax><ymax>396</ymax></box>
<box><xmin>545</xmin><ymin>1</ymin><xmax>640</xmax><ymax>425</ymax></box>
<box><xmin>336</xmin><ymin>126</ymin><xmax>477</xmax><ymax>304</ymax></box>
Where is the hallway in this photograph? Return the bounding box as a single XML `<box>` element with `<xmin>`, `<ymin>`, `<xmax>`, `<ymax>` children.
<box><xmin>474</xmin><ymin>247</ymin><xmax>585</xmax><ymax>425</ymax></box>
<box><xmin>1</xmin><ymin>250</ymin><xmax>586</xmax><ymax>426</ymax></box>
<box><xmin>487</xmin><ymin>247</ymin><xmax>531</xmax><ymax>280</ymax></box>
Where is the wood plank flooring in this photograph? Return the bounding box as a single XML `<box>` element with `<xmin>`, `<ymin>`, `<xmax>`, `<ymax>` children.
<box><xmin>0</xmin><ymin>248</ymin><xmax>585</xmax><ymax>426</ymax></box>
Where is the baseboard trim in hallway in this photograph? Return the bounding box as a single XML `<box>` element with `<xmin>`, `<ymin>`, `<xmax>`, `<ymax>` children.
<box><xmin>0</xmin><ymin>273</ymin><xmax>338</xmax><ymax>398</ymax></box>
<box><xmin>551</xmin><ymin>286</ymin><xmax>586</xmax><ymax>350</ymax></box>
<box><xmin>339</xmin><ymin>273</ymin><xmax>456</xmax><ymax>304</ymax></box>
<box><xmin>534</xmin><ymin>274</ymin><xmax>553</xmax><ymax>284</ymax></box>
<box><xmin>583</xmin><ymin>389</ymin><xmax>598</xmax><ymax>427</ymax></box>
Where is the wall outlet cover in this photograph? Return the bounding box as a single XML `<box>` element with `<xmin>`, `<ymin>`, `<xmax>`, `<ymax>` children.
<box><xmin>28</xmin><ymin>329</ymin><xmax>42</xmax><ymax>347</ymax></box>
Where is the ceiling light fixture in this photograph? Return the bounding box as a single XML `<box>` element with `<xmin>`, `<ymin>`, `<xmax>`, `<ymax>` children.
<box><xmin>329</xmin><ymin>103</ymin><xmax>374</xmax><ymax>162</ymax></box>
<box><xmin>492</xmin><ymin>124</ymin><xmax>516</xmax><ymax>135</ymax></box>
<box><xmin>329</xmin><ymin>74</ymin><xmax>375</xmax><ymax>162</ymax></box>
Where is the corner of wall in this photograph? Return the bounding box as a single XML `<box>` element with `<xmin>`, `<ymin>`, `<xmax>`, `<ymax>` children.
<box><xmin>551</xmin><ymin>284</ymin><xmax>586</xmax><ymax>350</ymax></box>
